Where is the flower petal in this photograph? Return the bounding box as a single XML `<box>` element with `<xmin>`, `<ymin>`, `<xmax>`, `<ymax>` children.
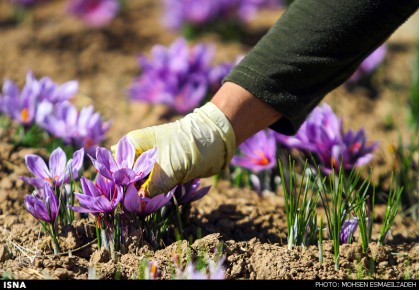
<box><xmin>25</xmin><ymin>154</ymin><xmax>50</xmax><ymax>180</ymax></box>
<box><xmin>132</xmin><ymin>147</ymin><xmax>157</xmax><ymax>178</ymax></box>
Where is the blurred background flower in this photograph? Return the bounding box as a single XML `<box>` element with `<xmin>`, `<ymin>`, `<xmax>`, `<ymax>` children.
<box><xmin>67</xmin><ymin>0</ymin><xmax>120</xmax><ymax>28</ymax></box>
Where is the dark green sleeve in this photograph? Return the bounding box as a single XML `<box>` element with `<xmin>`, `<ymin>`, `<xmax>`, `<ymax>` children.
<box><xmin>224</xmin><ymin>0</ymin><xmax>418</xmax><ymax>135</ymax></box>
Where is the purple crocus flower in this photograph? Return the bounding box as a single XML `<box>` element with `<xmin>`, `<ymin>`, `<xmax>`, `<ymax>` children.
<box><xmin>39</xmin><ymin>101</ymin><xmax>110</xmax><ymax>155</ymax></box>
<box><xmin>0</xmin><ymin>70</ymin><xmax>80</xmax><ymax>128</ymax></box>
<box><xmin>275</xmin><ymin>103</ymin><xmax>378</xmax><ymax>174</ymax></box>
<box><xmin>162</xmin><ymin>0</ymin><xmax>283</xmax><ymax>31</ymax></box>
<box><xmin>348</xmin><ymin>44</ymin><xmax>387</xmax><ymax>84</ymax></box>
<box><xmin>70</xmin><ymin>175</ymin><xmax>123</xmax><ymax>214</ymax></box>
<box><xmin>24</xmin><ymin>184</ymin><xmax>59</xmax><ymax>223</ymax></box>
<box><xmin>129</xmin><ymin>38</ymin><xmax>217</xmax><ymax>114</ymax></box>
<box><xmin>38</xmin><ymin>76</ymin><xmax>78</xmax><ymax>104</ymax></box>
<box><xmin>72</xmin><ymin>104</ymin><xmax>111</xmax><ymax>155</ymax></box>
<box><xmin>21</xmin><ymin>147</ymin><xmax>84</xmax><ymax>189</ymax></box>
<box><xmin>231</xmin><ymin>129</ymin><xmax>277</xmax><ymax>172</ymax></box>
<box><xmin>89</xmin><ymin>136</ymin><xmax>156</xmax><ymax>186</ymax></box>
<box><xmin>124</xmin><ymin>183</ymin><xmax>176</xmax><ymax>217</ymax></box>
<box><xmin>340</xmin><ymin>218</ymin><xmax>359</xmax><ymax>244</ymax></box>
<box><xmin>162</xmin><ymin>0</ymin><xmax>219</xmax><ymax>31</ymax></box>
<box><xmin>174</xmin><ymin>179</ymin><xmax>211</xmax><ymax>205</ymax></box>
<box><xmin>0</xmin><ymin>71</ymin><xmax>40</xmax><ymax>126</ymax></box>
<box><xmin>67</xmin><ymin>0</ymin><xmax>120</xmax><ymax>28</ymax></box>
<box><xmin>174</xmin><ymin>256</ymin><xmax>226</xmax><ymax>280</ymax></box>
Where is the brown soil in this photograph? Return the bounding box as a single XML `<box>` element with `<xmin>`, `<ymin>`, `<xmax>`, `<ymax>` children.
<box><xmin>0</xmin><ymin>0</ymin><xmax>418</xmax><ymax>280</ymax></box>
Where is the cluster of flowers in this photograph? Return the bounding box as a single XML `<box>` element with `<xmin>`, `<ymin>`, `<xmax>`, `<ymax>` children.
<box><xmin>231</xmin><ymin>103</ymin><xmax>378</xmax><ymax>192</ymax></box>
<box><xmin>22</xmin><ymin>137</ymin><xmax>211</xmax><ymax>252</ymax></box>
<box><xmin>128</xmin><ymin>38</ymin><xmax>240</xmax><ymax>114</ymax></box>
<box><xmin>23</xmin><ymin>147</ymin><xmax>85</xmax><ymax>253</ymax></box>
<box><xmin>0</xmin><ymin>71</ymin><xmax>110</xmax><ymax>155</ymax></box>
<box><xmin>9</xmin><ymin>0</ymin><xmax>120</xmax><ymax>28</ymax></box>
<box><xmin>162</xmin><ymin>0</ymin><xmax>284</xmax><ymax>31</ymax></box>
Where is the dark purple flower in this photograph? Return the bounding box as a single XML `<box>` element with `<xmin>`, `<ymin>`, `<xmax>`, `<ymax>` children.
<box><xmin>124</xmin><ymin>183</ymin><xmax>175</xmax><ymax>217</ymax></box>
<box><xmin>231</xmin><ymin>129</ymin><xmax>277</xmax><ymax>172</ymax></box>
<box><xmin>174</xmin><ymin>179</ymin><xmax>211</xmax><ymax>204</ymax></box>
<box><xmin>340</xmin><ymin>218</ymin><xmax>359</xmax><ymax>244</ymax></box>
<box><xmin>89</xmin><ymin>136</ymin><xmax>157</xmax><ymax>186</ymax></box>
<box><xmin>275</xmin><ymin>103</ymin><xmax>378</xmax><ymax>173</ymax></box>
<box><xmin>128</xmin><ymin>38</ymin><xmax>217</xmax><ymax>114</ymax></box>
<box><xmin>67</xmin><ymin>0</ymin><xmax>120</xmax><ymax>28</ymax></box>
<box><xmin>21</xmin><ymin>147</ymin><xmax>84</xmax><ymax>188</ymax></box>
<box><xmin>24</xmin><ymin>184</ymin><xmax>59</xmax><ymax>223</ymax></box>
<box><xmin>348</xmin><ymin>44</ymin><xmax>387</xmax><ymax>84</ymax></box>
<box><xmin>70</xmin><ymin>175</ymin><xmax>123</xmax><ymax>214</ymax></box>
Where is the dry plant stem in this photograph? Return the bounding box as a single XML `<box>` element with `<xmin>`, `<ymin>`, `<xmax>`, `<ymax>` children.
<box><xmin>211</xmin><ymin>81</ymin><xmax>282</xmax><ymax>145</ymax></box>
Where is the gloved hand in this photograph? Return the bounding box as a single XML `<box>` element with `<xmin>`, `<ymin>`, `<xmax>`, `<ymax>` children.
<box><xmin>122</xmin><ymin>102</ymin><xmax>236</xmax><ymax>197</ymax></box>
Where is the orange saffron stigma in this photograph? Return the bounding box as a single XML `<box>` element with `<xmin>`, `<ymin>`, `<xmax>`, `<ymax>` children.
<box><xmin>254</xmin><ymin>149</ymin><xmax>270</xmax><ymax>165</ymax></box>
<box><xmin>20</xmin><ymin>108</ymin><xmax>29</xmax><ymax>123</ymax></box>
<box><xmin>85</xmin><ymin>138</ymin><xmax>95</xmax><ymax>149</ymax></box>
<box><xmin>150</xmin><ymin>262</ymin><xmax>157</xmax><ymax>277</ymax></box>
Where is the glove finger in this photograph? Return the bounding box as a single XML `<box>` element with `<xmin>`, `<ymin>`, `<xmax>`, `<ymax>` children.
<box><xmin>139</xmin><ymin>162</ymin><xmax>178</xmax><ymax>197</ymax></box>
<box><xmin>127</xmin><ymin>127</ymin><xmax>157</xmax><ymax>157</ymax></box>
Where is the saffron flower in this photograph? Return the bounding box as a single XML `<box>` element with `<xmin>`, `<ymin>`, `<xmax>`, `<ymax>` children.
<box><xmin>38</xmin><ymin>76</ymin><xmax>78</xmax><ymax>104</ymax></box>
<box><xmin>39</xmin><ymin>101</ymin><xmax>110</xmax><ymax>155</ymax></box>
<box><xmin>89</xmin><ymin>136</ymin><xmax>156</xmax><ymax>186</ymax></box>
<box><xmin>67</xmin><ymin>0</ymin><xmax>120</xmax><ymax>28</ymax></box>
<box><xmin>173</xmin><ymin>179</ymin><xmax>211</xmax><ymax>205</ymax></box>
<box><xmin>0</xmin><ymin>71</ymin><xmax>40</xmax><ymax>126</ymax></box>
<box><xmin>347</xmin><ymin>44</ymin><xmax>387</xmax><ymax>84</ymax></box>
<box><xmin>340</xmin><ymin>218</ymin><xmax>359</xmax><ymax>244</ymax></box>
<box><xmin>162</xmin><ymin>0</ymin><xmax>283</xmax><ymax>31</ymax></box>
<box><xmin>174</xmin><ymin>256</ymin><xmax>225</xmax><ymax>280</ymax></box>
<box><xmin>275</xmin><ymin>103</ymin><xmax>378</xmax><ymax>173</ymax></box>
<box><xmin>124</xmin><ymin>183</ymin><xmax>176</xmax><ymax>217</ymax></box>
<box><xmin>21</xmin><ymin>147</ymin><xmax>84</xmax><ymax>188</ymax></box>
<box><xmin>24</xmin><ymin>184</ymin><xmax>59</xmax><ymax>223</ymax></box>
<box><xmin>129</xmin><ymin>38</ymin><xmax>230</xmax><ymax>114</ymax></box>
<box><xmin>231</xmin><ymin>129</ymin><xmax>277</xmax><ymax>172</ymax></box>
<box><xmin>70</xmin><ymin>175</ymin><xmax>123</xmax><ymax>214</ymax></box>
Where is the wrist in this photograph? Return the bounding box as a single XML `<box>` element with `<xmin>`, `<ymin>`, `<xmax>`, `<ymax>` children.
<box><xmin>211</xmin><ymin>82</ymin><xmax>282</xmax><ymax>145</ymax></box>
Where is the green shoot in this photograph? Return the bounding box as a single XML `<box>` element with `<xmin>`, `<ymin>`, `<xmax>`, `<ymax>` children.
<box><xmin>279</xmin><ymin>156</ymin><xmax>320</xmax><ymax>250</ymax></box>
<box><xmin>379</xmin><ymin>174</ymin><xmax>404</xmax><ymax>245</ymax></box>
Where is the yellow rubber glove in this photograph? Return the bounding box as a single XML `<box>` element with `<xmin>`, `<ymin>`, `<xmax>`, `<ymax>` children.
<box><xmin>124</xmin><ymin>102</ymin><xmax>236</xmax><ymax>197</ymax></box>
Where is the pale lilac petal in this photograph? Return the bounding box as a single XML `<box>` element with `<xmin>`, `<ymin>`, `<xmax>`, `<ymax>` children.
<box><xmin>20</xmin><ymin>176</ymin><xmax>47</xmax><ymax>188</ymax></box>
<box><xmin>80</xmin><ymin>177</ymin><xmax>101</xmax><ymax>197</ymax></box>
<box><xmin>113</xmin><ymin>168</ymin><xmax>137</xmax><ymax>186</ymax></box>
<box><xmin>132</xmin><ymin>147</ymin><xmax>157</xmax><ymax>177</ymax></box>
<box><xmin>116</xmin><ymin>136</ymin><xmax>135</xmax><ymax>169</ymax></box>
<box><xmin>95</xmin><ymin>147</ymin><xmax>118</xmax><ymax>173</ymax></box>
<box><xmin>25</xmin><ymin>154</ymin><xmax>50</xmax><ymax>179</ymax></box>
<box><xmin>48</xmin><ymin>147</ymin><xmax>67</xmax><ymax>185</ymax></box>
<box><xmin>124</xmin><ymin>184</ymin><xmax>141</xmax><ymax>213</ymax></box>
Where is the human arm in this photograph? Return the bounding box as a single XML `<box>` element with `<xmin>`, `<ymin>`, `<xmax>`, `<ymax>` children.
<box><xmin>124</xmin><ymin>0</ymin><xmax>418</xmax><ymax>197</ymax></box>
